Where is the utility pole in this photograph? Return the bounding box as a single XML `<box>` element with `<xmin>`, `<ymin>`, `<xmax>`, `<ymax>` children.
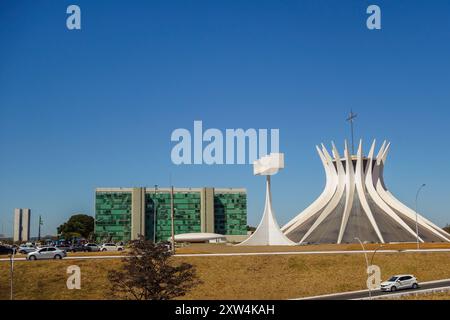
<box><xmin>346</xmin><ymin>110</ymin><xmax>358</xmax><ymax>155</ymax></box>
<box><xmin>10</xmin><ymin>249</ymin><xmax>16</xmax><ymax>300</ymax></box>
<box><xmin>38</xmin><ymin>215</ymin><xmax>43</xmax><ymax>241</ymax></box>
<box><xmin>153</xmin><ymin>185</ymin><xmax>158</xmax><ymax>243</ymax></box>
<box><xmin>170</xmin><ymin>186</ymin><xmax>175</xmax><ymax>254</ymax></box>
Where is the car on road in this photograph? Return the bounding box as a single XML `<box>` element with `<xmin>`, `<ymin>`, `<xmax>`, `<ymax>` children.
<box><xmin>83</xmin><ymin>243</ymin><xmax>100</xmax><ymax>252</ymax></box>
<box><xmin>0</xmin><ymin>245</ymin><xmax>14</xmax><ymax>255</ymax></box>
<box><xmin>100</xmin><ymin>243</ymin><xmax>124</xmax><ymax>252</ymax></box>
<box><xmin>381</xmin><ymin>275</ymin><xmax>420</xmax><ymax>292</ymax></box>
<box><xmin>27</xmin><ymin>247</ymin><xmax>67</xmax><ymax>260</ymax></box>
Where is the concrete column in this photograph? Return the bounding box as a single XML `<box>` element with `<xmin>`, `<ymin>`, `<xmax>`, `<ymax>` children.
<box><xmin>131</xmin><ymin>188</ymin><xmax>146</xmax><ymax>240</ymax></box>
<box><xmin>21</xmin><ymin>209</ymin><xmax>31</xmax><ymax>242</ymax></box>
<box><xmin>200</xmin><ymin>188</ymin><xmax>215</xmax><ymax>233</ymax></box>
<box><xmin>13</xmin><ymin>209</ymin><xmax>22</xmax><ymax>243</ymax></box>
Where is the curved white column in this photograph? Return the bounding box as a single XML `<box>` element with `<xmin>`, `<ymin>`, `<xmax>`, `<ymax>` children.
<box><xmin>282</xmin><ymin>145</ymin><xmax>337</xmax><ymax>233</ymax></box>
<box><xmin>299</xmin><ymin>142</ymin><xmax>346</xmax><ymax>243</ymax></box>
<box><xmin>337</xmin><ymin>141</ymin><xmax>356</xmax><ymax>244</ymax></box>
<box><xmin>353</xmin><ymin>140</ymin><xmax>385</xmax><ymax>243</ymax></box>
<box><xmin>365</xmin><ymin>141</ymin><xmax>422</xmax><ymax>242</ymax></box>
<box><xmin>373</xmin><ymin>145</ymin><xmax>450</xmax><ymax>242</ymax></box>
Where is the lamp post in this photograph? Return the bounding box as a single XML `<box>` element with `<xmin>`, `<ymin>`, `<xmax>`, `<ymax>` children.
<box><xmin>153</xmin><ymin>185</ymin><xmax>158</xmax><ymax>243</ymax></box>
<box><xmin>354</xmin><ymin>237</ymin><xmax>371</xmax><ymax>299</ymax></box>
<box><xmin>170</xmin><ymin>186</ymin><xmax>175</xmax><ymax>254</ymax></box>
<box><xmin>9</xmin><ymin>249</ymin><xmax>16</xmax><ymax>300</ymax></box>
<box><xmin>370</xmin><ymin>244</ymin><xmax>385</xmax><ymax>266</ymax></box>
<box><xmin>38</xmin><ymin>215</ymin><xmax>43</xmax><ymax>242</ymax></box>
<box><xmin>415</xmin><ymin>184</ymin><xmax>426</xmax><ymax>250</ymax></box>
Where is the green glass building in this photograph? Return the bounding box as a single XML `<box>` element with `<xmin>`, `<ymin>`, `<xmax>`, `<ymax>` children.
<box><xmin>95</xmin><ymin>187</ymin><xmax>247</xmax><ymax>243</ymax></box>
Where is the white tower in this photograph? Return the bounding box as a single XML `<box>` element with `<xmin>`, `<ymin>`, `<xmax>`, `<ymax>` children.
<box><xmin>282</xmin><ymin>140</ymin><xmax>450</xmax><ymax>244</ymax></box>
<box><xmin>13</xmin><ymin>208</ymin><xmax>31</xmax><ymax>243</ymax></box>
<box><xmin>239</xmin><ymin>153</ymin><xmax>296</xmax><ymax>246</ymax></box>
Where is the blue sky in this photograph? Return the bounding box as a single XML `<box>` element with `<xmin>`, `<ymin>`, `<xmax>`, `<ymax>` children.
<box><xmin>1</xmin><ymin>0</ymin><xmax>450</xmax><ymax>237</ymax></box>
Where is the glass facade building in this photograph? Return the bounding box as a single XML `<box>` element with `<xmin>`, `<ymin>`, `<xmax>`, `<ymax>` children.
<box><xmin>95</xmin><ymin>187</ymin><xmax>247</xmax><ymax>243</ymax></box>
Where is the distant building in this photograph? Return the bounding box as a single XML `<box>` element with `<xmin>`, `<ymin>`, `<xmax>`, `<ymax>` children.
<box><xmin>14</xmin><ymin>208</ymin><xmax>31</xmax><ymax>243</ymax></box>
<box><xmin>95</xmin><ymin>187</ymin><xmax>248</xmax><ymax>243</ymax></box>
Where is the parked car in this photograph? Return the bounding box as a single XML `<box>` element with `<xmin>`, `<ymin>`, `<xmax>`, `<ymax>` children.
<box><xmin>100</xmin><ymin>243</ymin><xmax>124</xmax><ymax>252</ymax></box>
<box><xmin>55</xmin><ymin>244</ymin><xmax>71</xmax><ymax>252</ymax></box>
<box><xmin>68</xmin><ymin>244</ymin><xmax>86</xmax><ymax>252</ymax></box>
<box><xmin>27</xmin><ymin>247</ymin><xmax>66</xmax><ymax>260</ymax></box>
<box><xmin>381</xmin><ymin>275</ymin><xmax>420</xmax><ymax>292</ymax></box>
<box><xmin>84</xmin><ymin>243</ymin><xmax>100</xmax><ymax>252</ymax></box>
<box><xmin>18</xmin><ymin>245</ymin><xmax>37</xmax><ymax>254</ymax></box>
<box><xmin>0</xmin><ymin>245</ymin><xmax>13</xmax><ymax>255</ymax></box>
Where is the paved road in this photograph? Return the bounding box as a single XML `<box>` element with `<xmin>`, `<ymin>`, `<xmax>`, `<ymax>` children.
<box><xmin>296</xmin><ymin>279</ymin><xmax>450</xmax><ymax>300</ymax></box>
<box><xmin>1</xmin><ymin>248</ymin><xmax>450</xmax><ymax>262</ymax></box>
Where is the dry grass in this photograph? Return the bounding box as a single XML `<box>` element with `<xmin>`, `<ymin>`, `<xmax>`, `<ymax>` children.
<box><xmin>180</xmin><ymin>252</ymin><xmax>450</xmax><ymax>300</ymax></box>
<box><xmin>0</xmin><ymin>259</ymin><xmax>121</xmax><ymax>300</ymax></box>
<box><xmin>175</xmin><ymin>242</ymin><xmax>450</xmax><ymax>255</ymax></box>
<box><xmin>1</xmin><ymin>251</ymin><xmax>450</xmax><ymax>300</ymax></box>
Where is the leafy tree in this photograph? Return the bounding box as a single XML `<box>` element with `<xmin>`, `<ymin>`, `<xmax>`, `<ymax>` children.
<box><xmin>108</xmin><ymin>237</ymin><xmax>200</xmax><ymax>300</ymax></box>
<box><xmin>57</xmin><ymin>214</ymin><xmax>94</xmax><ymax>239</ymax></box>
<box><xmin>444</xmin><ymin>224</ymin><xmax>450</xmax><ymax>234</ymax></box>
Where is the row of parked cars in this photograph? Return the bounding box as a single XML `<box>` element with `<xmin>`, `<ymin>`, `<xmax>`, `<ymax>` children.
<box><xmin>0</xmin><ymin>243</ymin><xmax>125</xmax><ymax>260</ymax></box>
<box><xmin>16</xmin><ymin>243</ymin><xmax>124</xmax><ymax>254</ymax></box>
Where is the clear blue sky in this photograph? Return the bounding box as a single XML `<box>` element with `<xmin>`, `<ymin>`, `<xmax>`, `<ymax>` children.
<box><xmin>1</xmin><ymin>0</ymin><xmax>450</xmax><ymax>237</ymax></box>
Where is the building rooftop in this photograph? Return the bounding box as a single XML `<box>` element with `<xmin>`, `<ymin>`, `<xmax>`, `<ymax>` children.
<box><xmin>95</xmin><ymin>187</ymin><xmax>247</xmax><ymax>193</ymax></box>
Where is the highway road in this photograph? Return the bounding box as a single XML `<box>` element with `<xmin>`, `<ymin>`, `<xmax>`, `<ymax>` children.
<box><xmin>295</xmin><ymin>279</ymin><xmax>450</xmax><ymax>300</ymax></box>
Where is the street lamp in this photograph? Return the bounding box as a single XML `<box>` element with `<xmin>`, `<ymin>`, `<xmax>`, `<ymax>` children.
<box><xmin>415</xmin><ymin>184</ymin><xmax>426</xmax><ymax>250</ymax></box>
<box><xmin>9</xmin><ymin>249</ymin><xmax>16</xmax><ymax>300</ymax></box>
<box><xmin>370</xmin><ymin>244</ymin><xmax>385</xmax><ymax>266</ymax></box>
<box><xmin>153</xmin><ymin>185</ymin><xmax>158</xmax><ymax>243</ymax></box>
<box><xmin>170</xmin><ymin>186</ymin><xmax>175</xmax><ymax>254</ymax></box>
<box><xmin>354</xmin><ymin>237</ymin><xmax>371</xmax><ymax>299</ymax></box>
<box><xmin>38</xmin><ymin>215</ymin><xmax>43</xmax><ymax>242</ymax></box>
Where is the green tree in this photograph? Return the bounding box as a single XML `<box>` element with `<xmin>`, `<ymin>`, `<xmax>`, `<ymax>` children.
<box><xmin>108</xmin><ymin>237</ymin><xmax>200</xmax><ymax>300</ymax></box>
<box><xmin>444</xmin><ymin>224</ymin><xmax>450</xmax><ymax>234</ymax></box>
<box><xmin>57</xmin><ymin>214</ymin><xmax>94</xmax><ymax>239</ymax></box>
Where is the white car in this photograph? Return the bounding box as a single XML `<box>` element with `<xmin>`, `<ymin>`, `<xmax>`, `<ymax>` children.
<box><xmin>27</xmin><ymin>247</ymin><xmax>67</xmax><ymax>260</ymax></box>
<box><xmin>18</xmin><ymin>245</ymin><xmax>37</xmax><ymax>254</ymax></box>
<box><xmin>100</xmin><ymin>243</ymin><xmax>124</xmax><ymax>252</ymax></box>
<box><xmin>381</xmin><ymin>275</ymin><xmax>419</xmax><ymax>292</ymax></box>
<box><xmin>84</xmin><ymin>243</ymin><xmax>100</xmax><ymax>252</ymax></box>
